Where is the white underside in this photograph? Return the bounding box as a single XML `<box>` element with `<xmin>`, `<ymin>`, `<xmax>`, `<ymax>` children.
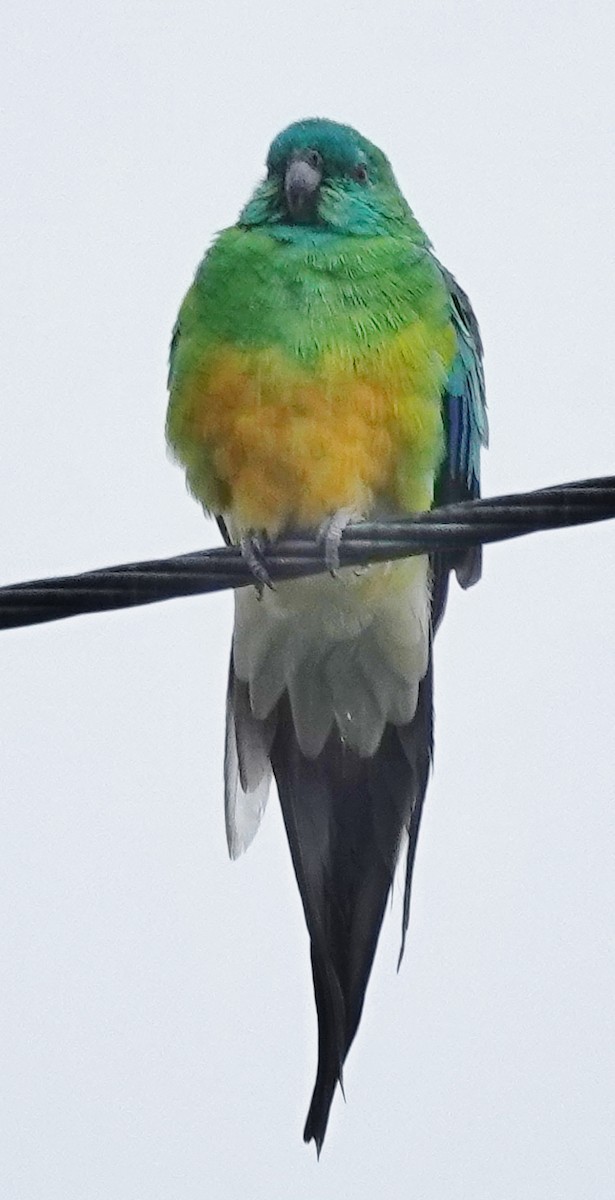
<box><xmin>233</xmin><ymin>555</ymin><xmax>431</xmax><ymax>759</ymax></box>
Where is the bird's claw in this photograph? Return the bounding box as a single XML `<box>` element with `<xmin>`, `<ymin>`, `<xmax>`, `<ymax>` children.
<box><xmin>318</xmin><ymin>508</ymin><xmax>358</xmax><ymax>576</ymax></box>
<box><xmin>240</xmin><ymin>533</ymin><xmax>274</xmax><ymax>597</ymax></box>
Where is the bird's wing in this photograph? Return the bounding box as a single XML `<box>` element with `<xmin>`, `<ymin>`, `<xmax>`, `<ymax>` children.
<box><xmin>431</xmin><ymin>263</ymin><xmax>488</xmax><ymax>627</ymax></box>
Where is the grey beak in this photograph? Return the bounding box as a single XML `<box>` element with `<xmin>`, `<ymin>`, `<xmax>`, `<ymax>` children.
<box><xmin>284</xmin><ymin>158</ymin><xmax>322</xmax><ymax>220</ymax></box>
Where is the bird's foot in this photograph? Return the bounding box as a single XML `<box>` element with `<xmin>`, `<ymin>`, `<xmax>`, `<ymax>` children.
<box><xmin>317</xmin><ymin>508</ymin><xmax>359</xmax><ymax>576</ymax></box>
<box><xmin>239</xmin><ymin>532</ymin><xmax>274</xmax><ymax>597</ymax></box>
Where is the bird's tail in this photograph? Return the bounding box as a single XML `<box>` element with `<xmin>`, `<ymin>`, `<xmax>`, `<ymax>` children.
<box><xmin>270</xmin><ymin>662</ymin><xmax>433</xmax><ymax>1152</ymax></box>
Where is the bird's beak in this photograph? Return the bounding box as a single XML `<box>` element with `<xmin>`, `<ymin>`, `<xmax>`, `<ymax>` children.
<box><xmin>284</xmin><ymin>158</ymin><xmax>322</xmax><ymax>221</ymax></box>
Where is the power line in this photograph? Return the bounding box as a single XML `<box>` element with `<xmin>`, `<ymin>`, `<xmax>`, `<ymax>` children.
<box><xmin>1</xmin><ymin>476</ymin><xmax>613</xmax><ymax>631</ymax></box>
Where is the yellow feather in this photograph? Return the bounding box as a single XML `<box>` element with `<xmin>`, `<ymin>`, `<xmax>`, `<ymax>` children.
<box><xmin>171</xmin><ymin>323</ymin><xmax>456</xmax><ymax>532</ymax></box>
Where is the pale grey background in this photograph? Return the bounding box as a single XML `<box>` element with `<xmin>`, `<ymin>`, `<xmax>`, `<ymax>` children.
<box><xmin>1</xmin><ymin>2</ymin><xmax>614</xmax><ymax>1197</ymax></box>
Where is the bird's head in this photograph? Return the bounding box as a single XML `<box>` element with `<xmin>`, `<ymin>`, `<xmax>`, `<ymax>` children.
<box><xmin>239</xmin><ymin>118</ymin><xmax>420</xmax><ymax>239</ymax></box>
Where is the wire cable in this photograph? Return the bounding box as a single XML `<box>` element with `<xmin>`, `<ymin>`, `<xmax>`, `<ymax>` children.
<box><xmin>1</xmin><ymin>476</ymin><xmax>613</xmax><ymax>631</ymax></box>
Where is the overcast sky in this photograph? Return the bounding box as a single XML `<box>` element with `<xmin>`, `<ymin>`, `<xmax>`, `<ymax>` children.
<box><xmin>1</xmin><ymin>2</ymin><xmax>614</xmax><ymax>1197</ymax></box>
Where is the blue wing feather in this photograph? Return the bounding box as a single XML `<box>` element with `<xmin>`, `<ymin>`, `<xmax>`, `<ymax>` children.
<box><xmin>430</xmin><ymin>261</ymin><xmax>488</xmax><ymax>613</ymax></box>
<box><xmin>439</xmin><ymin>265</ymin><xmax>488</xmax><ymax>500</ymax></box>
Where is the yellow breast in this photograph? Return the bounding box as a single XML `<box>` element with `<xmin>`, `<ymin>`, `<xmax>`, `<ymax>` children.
<box><xmin>171</xmin><ymin>320</ymin><xmax>456</xmax><ymax>533</ymax></box>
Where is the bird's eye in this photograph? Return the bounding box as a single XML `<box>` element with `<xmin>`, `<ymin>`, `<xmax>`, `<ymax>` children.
<box><xmin>352</xmin><ymin>163</ymin><xmax>369</xmax><ymax>184</ymax></box>
<box><xmin>305</xmin><ymin>149</ymin><xmax>323</xmax><ymax>171</ymax></box>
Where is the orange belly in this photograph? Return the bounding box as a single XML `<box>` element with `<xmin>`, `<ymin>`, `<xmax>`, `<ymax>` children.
<box><xmin>172</xmin><ymin>324</ymin><xmax>454</xmax><ymax>532</ymax></box>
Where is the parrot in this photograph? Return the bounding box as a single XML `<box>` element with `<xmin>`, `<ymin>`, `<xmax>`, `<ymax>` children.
<box><xmin>166</xmin><ymin>117</ymin><xmax>487</xmax><ymax>1152</ymax></box>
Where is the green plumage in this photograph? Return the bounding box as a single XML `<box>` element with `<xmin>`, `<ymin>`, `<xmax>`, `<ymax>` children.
<box><xmin>166</xmin><ymin>118</ymin><xmax>487</xmax><ymax>1153</ymax></box>
<box><xmin>170</xmin><ymin>228</ymin><xmax>450</xmax><ymax>369</ymax></box>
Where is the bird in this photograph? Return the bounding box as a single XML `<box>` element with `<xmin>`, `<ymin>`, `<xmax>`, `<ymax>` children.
<box><xmin>166</xmin><ymin>117</ymin><xmax>487</xmax><ymax>1152</ymax></box>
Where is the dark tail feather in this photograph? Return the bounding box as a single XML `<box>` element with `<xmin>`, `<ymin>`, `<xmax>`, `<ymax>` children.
<box><xmin>304</xmin><ymin>946</ymin><xmax>346</xmax><ymax>1153</ymax></box>
<box><xmin>270</xmin><ymin>663</ymin><xmax>433</xmax><ymax>1152</ymax></box>
<box><xmin>397</xmin><ymin>669</ymin><xmax>434</xmax><ymax>968</ymax></box>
